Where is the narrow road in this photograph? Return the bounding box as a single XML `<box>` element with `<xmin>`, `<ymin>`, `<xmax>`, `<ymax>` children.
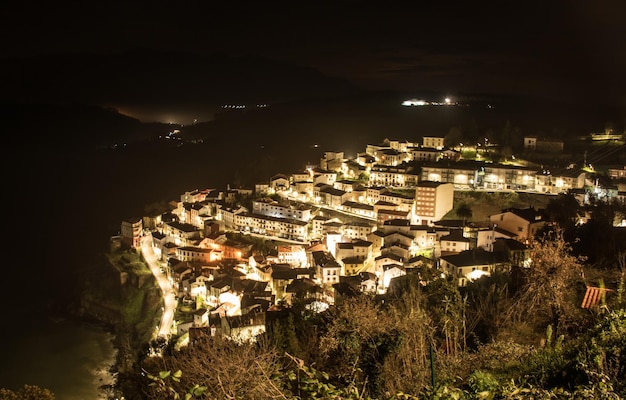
<box><xmin>141</xmin><ymin>234</ymin><xmax>176</xmax><ymax>338</ymax></box>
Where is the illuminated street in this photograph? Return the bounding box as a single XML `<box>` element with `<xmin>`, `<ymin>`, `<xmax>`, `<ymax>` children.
<box><xmin>141</xmin><ymin>234</ymin><xmax>176</xmax><ymax>338</ymax></box>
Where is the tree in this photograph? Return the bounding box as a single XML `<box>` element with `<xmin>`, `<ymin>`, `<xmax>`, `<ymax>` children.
<box><xmin>141</xmin><ymin>336</ymin><xmax>285</xmax><ymax>400</ymax></box>
<box><xmin>445</xmin><ymin>126</ymin><xmax>463</xmax><ymax>147</ymax></box>
<box><xmin>545</xmin><ymin>193</ymin><xmax>580</xmax><ymax>229</ymax></box>
<box><xmin>424</xmin><ymin>278</ymin><xmax>466</xmax><ymax>355</ymax></box>
<box><xmin>380</xmin><ymin>285</ymin><xmax>435</xmax><ymax>395</ymax></box>
<box><xmin>499</xmin><ymin>144</ymin><xmax>513</xmax><ymax>162</ymax></box>
<box><xmin>266</xmin><ymin>311</ymin><xmax>304</xmax><ymax>358</ymax></box>
<box><xmin>318</xmin><ymin>294</ymin><xmax>397</xmax><ymax>396</ymax></box>
<box><xmin>542</xmin><ymin>192</ymin><xmax>581</xmax><ymax>242</ymax></box>
<box><xmin>456</xmin><ymin>203</ymin><xmax>473</xmax><ymax>226</ymax></box>
<box><xmin>573</xmin><ymin>199</ymin><xmax>624</xmax><ymax>266</ymax></box>
<box><xmin>507</xmin><ymin>230</ymin><xmax>587</xmax><ymax>338</ymax></box>
<box><xmin>464</xmin><ymin>272</ymin><xmax>514</xmax><ymax>344</ymax></box>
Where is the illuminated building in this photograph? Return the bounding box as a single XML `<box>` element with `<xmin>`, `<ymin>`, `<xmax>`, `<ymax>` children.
<box><xmin>121</xmin><ymin>217</ymin><xmax>143</xmax><ymax>249</ymax></box>
<box><xmin>414</xmin><ymin>181</ymin><xmax>454</xmax><ymax>226</ymax></box>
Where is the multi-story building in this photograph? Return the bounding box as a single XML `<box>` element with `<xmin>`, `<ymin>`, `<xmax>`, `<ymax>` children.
<box><xmin>374</xmin><ymin>253</ymin><xmax>404</xmax><ymax>276</ymax></box>
<box><xmin>377</xmin><ymin>149</ymin><xmax>410</xmax><ymax>166</ymax></box>
<box><xmin>377</xmin><ymin>209</ymin><xmax>411</xmax><ymax>227</ymax></box>
<box><xmin>121</xmin><ymin>217</ymin><xmax>143</xmax><ymax>249</ymax></box>
<box><xmin>387</xmin><ymin>139</ymin><xmax>416</xmax><ymax>152</ymax></box>
<box><xmin>269</xmin><ymin>174</ymin><xmax>290</xmax><ymax>192</ymax></box>
<box><xmin>411</xmin><ymin>147</ymin><xmax>441</xmax><ymax>162</ymax></box>
<box><xmin>475</xmin><ymin>225</ymin><xmax>517</xmax><ymax>251</ymax></box>
<box><xmin>234</xmin><ymin>213</ymin><xmax>309</xmax><ymax>242</ymax></box>
<box><xmin>439</xmin><ymin>230</ymin><xmax>471</xmax><ymax>253</ymax></box>
<box><xmin>198</xmin><ymin>236</ymin><xmax>251</xmax><ymax>260</ymax></box>
<box><xmin>369</xmin><ymin>165</ymin><xmax>419</xmax><ymax>188</ymax></box>
<box><xmin>176</xmin><ymin>246</ymin><xmax>219</xmax><ymax>263</ymax></box>
<box><xmin>365</xmin><ymin>143</ymin><xmax>391</xmax><ymax>158</ymax></box>
<box><xmin>535</xmin><ymin>168</ymin><xmax>586</xmax><ymax>194</ymax></box>
<box><xmin>310</xmin><ymin>215</ymin><xmax>331</xmax><ymax>239</ymax></box>
<box><xmin>414</xmin><ymin>181</ymin><xmax>454</xmax><ymax>225</ymax></box>
<box><xmin>379</xmin><ymin>190</ymin><xmax>415</xmax><ymax>212</ymax></box>
<box><xmin>355</xmin><ymin>153</ymin><xmax>376</xmax><ymax>169</ymax></box>
<box><xmin>317</xmin><ymin>186</ymin><xmax>350</xmax><ymax>208</ymax></box>
<box><xmin>335</xmin><ymin>240</ymin><xmax>373</xmax><ymax>263</ymax></box>
<box><xmin>421</xmin><ymin>161</ymin><xmax>483</xmax><ymax>188</ymax></box>
<box><xmin>380</xmin><ymin>231</ymin><xmax>413</xmax><ymax>260</ymax></box>
<box><xmin>162</xmin><ymin>221</ymin><xmax>202</xmax><ymax>247</ymax></box>
<box><xmin>277</xmin><ymin>245</ymin><xmax>307</xmax><ymax>267</ymax></box>
<box><xmin>478</xmin><ymin>164</ymin><xmax>537</xmax><ymax>191</ymax></box>
<box><xmin>311</xmin><ymin>250</ymin><xmax>342</xmax><ymax>285</ymax></box>
<box><xmin>333</xmin><ymin>179</ymin><xmax>360</xmax><ymax>193</ymax></box>
<box><xmin>320</xmin><ymin>151</ymin><xmax>344</xmax><ymax>171</ymax></box>
<box><xmin>341</xmin><ymin>201</ymin><xmax>376</xmax><ymax>219</ymax></box>
<box><xmin>422</xmin><ymin>136</ymin><xmax>445</xmax><ymax>149</ymax></box>
<box><xmin>408</xmin><ymin>225</ymin><xmax>439</xmax><ymax>252</ymax></box>
<box><xmin>218</xmin><ymin>206</ymin><xmax>247</xmax><ymax>230</ymax></box>
<box><xmin>523</xmin><ymin>136</ymin><xmax>564</xmax><ymax>152</ymax></box>
<box><xmin>291</xmin><ymin>170</ymin><xmax>313</xmax><ymax>183</ymax></box>
<box><xmin>180</xmin><ymin>189</ymin><xmax>209</xmax><ymax>204</ymax></box>
<box><xmin>181</xmin><ymin>202</ymin><xmax>209</xmax><ymax>227</ymax></box>
<box><xmin>313</xmin><ymin>168</ymin><xmax>338</xmax><ymax>186</ymax></box>
<box><xmin>608</xmin><ymin>166</ymin><xmax>626</xmax><ymax>179</ymax></box>
<box><xmin>365</xmin><ymin>186</ymin><xmax>387</xmax><ymax>204</ymax></box>
<box><xmin>252</xmin><ymin>198</ymin><xmax>311</xmax><ymax>222</ymax></box>
<box><xmin>292</xmin><ymin>181</ymin><xmax>315</xmax><ymax>200</ymax></box>
<box><xmin>341</xmin><ymin>221</ymin><xmax>377</xmax><ymax>240</ymax></box>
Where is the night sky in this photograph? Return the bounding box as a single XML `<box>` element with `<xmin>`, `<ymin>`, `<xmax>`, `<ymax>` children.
<box><xmin>2</xmin><ymin>0</ymin><xmax>625</xmax><ymax>108</ymax></box>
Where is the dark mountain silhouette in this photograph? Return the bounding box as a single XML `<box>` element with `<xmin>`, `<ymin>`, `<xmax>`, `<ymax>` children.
<box><xmin>0</xmin><ymin>49</ymin><xmax>361</xmax><ymax>107</ymax></box>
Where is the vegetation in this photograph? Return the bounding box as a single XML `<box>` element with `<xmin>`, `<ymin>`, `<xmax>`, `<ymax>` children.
<box><xmin>448</xmin><ymin>191</ymin><xmax>553</xmax><ymax>223</ymax></box>
<box><xmin>455</xmin><ymin>202</ymin><xmax>473</xmax><ymax>226</ymax></box>
<box><xmin>0</xmin><ymin>385</ymin><xmax>56</xmax><ymax>400</ymax></box>
<box><xmin>108</xmin><ymin>247</ymin><xmax>153</xmax><ymax>276</ymax></box>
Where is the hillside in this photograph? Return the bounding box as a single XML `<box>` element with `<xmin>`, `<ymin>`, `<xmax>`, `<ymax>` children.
<box><xmin>448</xmin><ymin>191</ymin><xmax>554</xmax><ymax>223</ymax></box>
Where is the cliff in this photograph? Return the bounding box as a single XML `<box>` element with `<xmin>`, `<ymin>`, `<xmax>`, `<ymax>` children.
<box><xmin>77</xmin><ymin>245</ymin><xmax>163</xmax><ymax>397</ymax></box>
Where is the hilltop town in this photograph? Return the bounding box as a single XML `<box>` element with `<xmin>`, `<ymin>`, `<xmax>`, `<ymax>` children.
<box><xmin>115</xmin><ymin>130</ymin><xmax>626</xmax><ymax>344</ymax></box>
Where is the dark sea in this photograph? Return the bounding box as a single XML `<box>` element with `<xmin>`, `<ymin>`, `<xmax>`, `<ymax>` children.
<box><xmin>0</xmin><ymin>312</ymin><xmax>117</xmax><ymax>400</ymax></box>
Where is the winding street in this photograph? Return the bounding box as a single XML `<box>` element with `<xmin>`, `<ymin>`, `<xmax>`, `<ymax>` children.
<box><xmin>141</xmin><ymin>234</ymin><xmax>176</xmax><ymax>338</ymax></box>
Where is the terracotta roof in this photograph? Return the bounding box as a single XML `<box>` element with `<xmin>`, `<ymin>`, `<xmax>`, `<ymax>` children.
<box><xmin>581</xmin><ymin>286</ymin><xmax>613</xmax><ymax>309</ymax></box>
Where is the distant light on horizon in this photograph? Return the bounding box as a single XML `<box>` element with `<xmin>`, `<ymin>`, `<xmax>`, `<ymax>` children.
<box><xmin>109</xmin><ymin>103</ymin><xmax>219</xmax><ymax>125</ymax></box>
<box><xmin>402</xmin><ymin>99</ymin><xmax>427</xmax><ymax>106</ymax></box>
<box><xmin>402</xmin><ymin>97</ymin><xmax>457</xmax><ymax>107</ymax></box>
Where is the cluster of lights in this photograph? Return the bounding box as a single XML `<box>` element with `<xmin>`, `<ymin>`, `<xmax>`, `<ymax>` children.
<box><xmin>402</xmin><ymin>97</ymin><xmax>456</xmax><ymax>107</ymax></box>
<box><xmin>220</xmin><ymin>104</ymin><xmax>269</xmax><ymax>109</ymax></box>
<box><xmin>162</xmin><ymin>130</ymin><xmax>182</xmax><ymax>140</ymax></box>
